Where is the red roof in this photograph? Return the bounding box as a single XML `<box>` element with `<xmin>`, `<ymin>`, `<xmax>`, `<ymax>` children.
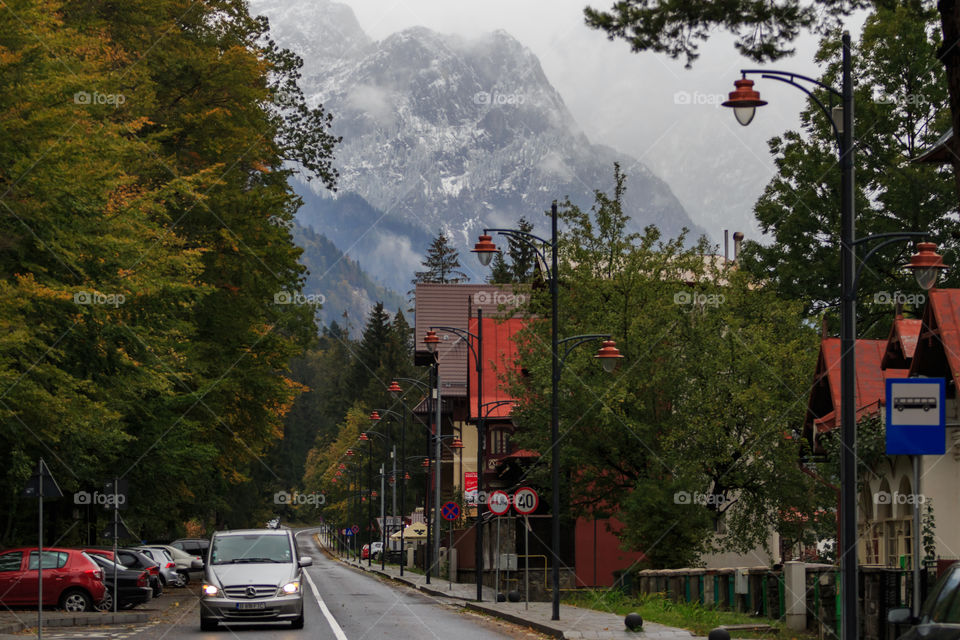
<box><xmin>881</xmin><ymin>316</ymin><xmax>922</xmax><ymax>369</ymax></box>
<box><xmin>806</xmin><ymin>338</ymin><xmax>908</xmax><ymax>434</ymax></box>
<box><xmin>468</xmin><ymin>317</ymin><xmax>525</xmax><ymax>419</ymax></box>
<box><xmin>910</xmin><ymin>289</ymin><xmax>960</xmax><ymax>381</ymax></box>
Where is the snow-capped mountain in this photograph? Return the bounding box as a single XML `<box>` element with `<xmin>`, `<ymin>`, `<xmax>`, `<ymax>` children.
<box><xmin>253</xmin><ymin>0</ymin><xmax>703</xmax><ymax>293</ymax></box>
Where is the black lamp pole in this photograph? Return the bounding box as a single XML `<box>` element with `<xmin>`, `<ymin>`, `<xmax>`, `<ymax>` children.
<box><xmin>473</xmin><ymin>203</ymin><xmax>623</xmax><ymax>621</ymax></box>
<box><xmin>430</xmin><ymin>309</ymin><xmax>484</xmax><ymax>601</ymax></box>
<box><xmin>725</xmin><ymin>33</ymin><xmax>946</xmax><ymax>640</ymax></box>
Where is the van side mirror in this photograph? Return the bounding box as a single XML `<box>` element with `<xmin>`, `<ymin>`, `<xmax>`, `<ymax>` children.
<box><xmin>299</xmin><ymin>556</ymin><xmax>313</xmax><ymax>568</ymax></box>
<box><xmin>887</xmin><ymin>608</ymin><xmax>916</xmax><ymax>625</ymax></box>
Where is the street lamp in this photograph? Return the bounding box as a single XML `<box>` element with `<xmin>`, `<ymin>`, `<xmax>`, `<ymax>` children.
<box><xmin>722</xmin><ymin>32</ymin><xmax>947</xmax><ymax>640</ymax></box>
<box><xmin>473</xmin><ymin>203</ymin><xmax>624</xmax><ymax>620</ymax></box>
<box><xmin>363</xmin><ymin>424</ymin><xmax>393</xmax><ymax>571</ymax></box>
<box><xmin>421</xmin><ymin>331</ymin><xmax>445</xmax><ymax>583</ymax></box>
<box><xmin>388</xmin><ymin>376</ymin><xmax>433</xmax><ymax>578</ymax></box>
<box><xmin>429</xmin><ymin>310</ymin><xmax>487</xmax><ymax>602</ymax></box>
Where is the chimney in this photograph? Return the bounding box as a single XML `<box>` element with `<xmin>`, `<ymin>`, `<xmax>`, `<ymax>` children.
<box><xmin>733</xmin><ymin>232</ymin><xmax>744</xmax><ymax>263</ymax></box>
<box><xmin>724</xmin><ymin>230</ymin><xmax>729</xmax><ymax>263</ymax></box>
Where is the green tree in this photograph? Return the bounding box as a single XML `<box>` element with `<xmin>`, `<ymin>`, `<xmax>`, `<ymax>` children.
<box><xmin>412</xmin><ymin>234</ymin><xmax>469</xmax><ymax>285</ymax></box>
<box><xmin>488</xmin><ymin>217</ymin><xmax>537</xmax><ymax>284</ymax></box>
<box><xmin>508</xmin><ymin>168</ymin><xmax>819</xmax><ymax>566</ymax></box>
<box><xmin>582</xmin><ymin>0</ymin><xmax>960</xmax><ymax>204</ymax></box>
<box><xmin>739</xmin><ymin>6</ymin><xmax>958</xmax><ymax>334</ymax></box>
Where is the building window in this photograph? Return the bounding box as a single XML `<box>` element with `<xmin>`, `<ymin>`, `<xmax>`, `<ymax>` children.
<box><xmin>490</xmin><ymin>428</ymin><xmax>510</xmax><ymax>456</ymax></box>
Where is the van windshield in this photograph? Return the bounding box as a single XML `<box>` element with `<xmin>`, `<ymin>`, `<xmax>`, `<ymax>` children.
<box><xmin>211</xmin><ymin>535</ymin><xmax>292</xmax><ymax>565</ymax></box>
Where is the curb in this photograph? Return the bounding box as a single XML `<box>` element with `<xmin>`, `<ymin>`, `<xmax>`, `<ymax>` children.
<box><xmin>0</xmin><ymin>611</ymin><xmax>150</xmax><ymax>634</ymax></box>
<box><xmin>464</xmin><ymin>601</ymin><xmax>564</xmax><ymax>638</ymax></box>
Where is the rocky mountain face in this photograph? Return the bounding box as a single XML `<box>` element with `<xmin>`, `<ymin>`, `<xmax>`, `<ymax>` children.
<box><xmin>253</xmin><ymin>0</ymin><xmax>702</xmax><ymax>295</ymax></box>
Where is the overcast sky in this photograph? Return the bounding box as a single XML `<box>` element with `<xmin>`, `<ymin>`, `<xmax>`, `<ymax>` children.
<box><xmin>324</xmin><ymin>0</ymin><xmax>863</xmax><ymax>246</ymax></box>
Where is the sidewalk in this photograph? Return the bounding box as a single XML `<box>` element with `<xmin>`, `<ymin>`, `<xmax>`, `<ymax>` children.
<box><xmin>317</xmin><ymin>534</ymin><xmax>702</xmax><ymax>640</ymax></box>
<box><xmin>0</xmin><ymin>583</ymin><xmax>197</xmax><ymax>637</ymax></box>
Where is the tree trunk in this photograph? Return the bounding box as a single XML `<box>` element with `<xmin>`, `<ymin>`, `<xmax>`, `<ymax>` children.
<box><xmin>938</xmin><ymin>0</ymin><xmax>960</xmax><ymax>198</ymax></box>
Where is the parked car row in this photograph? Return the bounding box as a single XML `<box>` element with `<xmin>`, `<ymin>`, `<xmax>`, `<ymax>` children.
<box><xmin>0</xmin><ymin>538</ymin><xmax>206</xmax><ymax>613</ymax></box>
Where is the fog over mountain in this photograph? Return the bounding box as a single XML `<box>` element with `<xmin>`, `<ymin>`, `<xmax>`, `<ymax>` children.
<box><xmin>254</xmin><ymin>0</ymin><xmax>704</xmax><ymax>294</ymax></box>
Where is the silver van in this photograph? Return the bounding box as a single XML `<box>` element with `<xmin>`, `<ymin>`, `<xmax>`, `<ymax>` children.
<box><xmin>199</xmin><ymin>529</ymin><xmax>312</xmax><ymax>631</ymax></box>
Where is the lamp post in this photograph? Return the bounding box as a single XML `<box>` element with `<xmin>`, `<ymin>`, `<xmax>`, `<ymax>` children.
<box><xmin>362</xmin><ymin>421</ymin><xmax>393</xmax><ymax>571</ymax></box>
<box><xmin>387</xmin><ymin>378</ymin><xmax>431</xmax><ymax>576</ymax></box>
<box><xmin>722</xmin><ymin>33</ymin><xmax>948</xmax><ymax>640</ymax></box>
<box><xmin>472</xmin><ymin>205</ymin><xmax>624</xmax><ymax>620</ymax></box>
<box><xmin>423</xmin><ymin>329</ymin><xmax>444</xmax><ymax>583</ymax></box>
<box><xmin>429</xmin><ymin>309</ymin><xmax>486</xmax><ymax>601</ymax></box>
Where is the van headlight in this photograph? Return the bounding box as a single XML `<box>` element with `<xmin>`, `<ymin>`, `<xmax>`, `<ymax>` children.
<box><xmin>202</xmin><ymin>584</ymin><xmax>220</xmax><ymax>597</ymax></box>
<box><xmin>279</xmin><ymin>581</ymin><xmax>300</xmax><ymax>595</ymax></box>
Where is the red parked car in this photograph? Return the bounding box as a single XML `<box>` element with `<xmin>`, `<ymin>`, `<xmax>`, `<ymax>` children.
<box><xmin>0</xmin><ymin>548</ymin><xmax>105</xmax><ymax>612</ymax></box>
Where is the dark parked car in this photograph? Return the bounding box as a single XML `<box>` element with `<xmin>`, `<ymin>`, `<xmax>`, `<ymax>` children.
<box><xmin>0</xmin><ymin>548</ymin><xmax>105</xmax><ymax>612</ymax></box>
<box><xmin>87</xmin><ymin>554</ymin><xmax>152</xmax><ymax>611</ymax></box>
<box><xmin>889</xmin><ymin>563</ymin><xmax>960</xmax><ymax>640</ymax></box>
<box><xmin>85</xmin><ymin>548</ymin><xmax>162</xmax><ymax>598</ymax></box>
<box><xmin>170</xmin><ymin>538</ymin><xmax>209</xmax><ymax>562</ymax></box>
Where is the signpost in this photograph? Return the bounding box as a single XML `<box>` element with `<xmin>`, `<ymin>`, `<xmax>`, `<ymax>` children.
<box><xmin>513</xmin><ymin>487</ymin><xmax>538</xmax><ymax>516</ymax></box>
<box><xmin>513</xmin><ymin>488</ymin><xmax>539</xmax><ymax>610</ymax></box>
<box><xmin>22</xmin><ymin>459</ymin><xmax>62</xmax><ymax>640</ymax></box>
<box><xmin>488</xmin><ymin>491</ymin><xmax>510</xmax><ymax>516</ymax></box>
<box><xmin>885</xmin><ymin>378</ymin><xmax>946</xmax><ymax>616</ymax></box>
<box><xmin>441</xmin><ymin>502</ymin><xmax>459</xmax><ymax>590</ymax></box>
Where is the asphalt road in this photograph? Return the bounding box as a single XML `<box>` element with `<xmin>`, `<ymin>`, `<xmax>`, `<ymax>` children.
<box><xmin>28</xmin><ymin>529</ymin><xmax>542</xmax><ymax>640</ymax></box>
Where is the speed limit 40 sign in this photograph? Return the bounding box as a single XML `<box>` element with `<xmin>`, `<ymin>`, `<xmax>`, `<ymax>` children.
<box><xmin>513</xmin><ymin>487</ymin><xmax>539</xmax><ymax>515</ymax></box>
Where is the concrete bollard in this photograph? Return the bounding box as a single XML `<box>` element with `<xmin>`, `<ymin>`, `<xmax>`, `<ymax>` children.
<box><xmin>784</xmin><ymin>561</ymin><xmax>806</xmax><ymax>631</ymax></box>
<box><xmin>406</xmin><ymin>547</ymin><xmax>414</xmax><ymax>568</ymax></box>
<box><xmin>449</xmin><ymin>548</ymin><xmax>457</xmax><ymax>583</ymax></box>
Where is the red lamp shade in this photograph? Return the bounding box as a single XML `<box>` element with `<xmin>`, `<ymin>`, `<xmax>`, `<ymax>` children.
<box><xmin>369</xmin><ymin>411</ymin><xmax>381</xmax><ymax>423</ymax></box>
<box><xmin>722</xmin><ymin>77</ymin><xmax>767</xmax><ymax>126</ymax></box>
<box><xmin>472</xmin><ymin>234</ymin><xmax>499</xmax><ymax>267</ymax></box>
<box><xmin>338</xmin><ymin>463</ymin><xmax>346</xmax><ymax>470</ymax></box>
<box><xmin>404</xmin><ymin>472</ymin><xmax>411</xmax><ymax>480</ymax></box>
<box><xmin>450</xmin><ymin>438</ymin><xmax>464</xmax><ymax>449</ymax></box>
<box><xmin>594</xmin><ymin>339</ymin><xmax>624</xmax><ymax>373</ymax></box>
<box><xmin>424</xmin><ymin>330</ymin><xmax>440</xmax><ymax>353</ymax></box>
<box><xmin>421</xmin><ymin>458</ymin><xmax>431</xmax><ymax>467</ymax></box>
<box><xmin>906</xmin><ymin>242</ymin><xmax>948</xmax><ymax>291</ymax></box>
<box><xmin>346</xmin><ymin>449</ymin><xmax>354</xmax><ymax>456</ymax></box>
<box><xmin>372</xmin><ymin>491</ymin><xmax>378</xmax><ymax>498</ymax></box>
<box><xmin>359</xmin><ymin>433</ymin><xmax>369</xmax><ymax>441</ymax></box>
<box><xmin>387</xmin><ymin>381</ymin><xmax>402</xmax><ymax>395</ymax></box>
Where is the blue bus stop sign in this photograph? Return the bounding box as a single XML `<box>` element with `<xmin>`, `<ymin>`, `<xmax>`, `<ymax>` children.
<box><xmin>886</xmin><ymin>378</ymin><xmax>946</xmax><ymax>455</ymax></box>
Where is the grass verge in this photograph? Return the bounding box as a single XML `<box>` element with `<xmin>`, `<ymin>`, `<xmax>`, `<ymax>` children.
<box><xmin>562</xmin><ymin>590</ymin><xmax>816</xmax><ymax>640</ymax></box>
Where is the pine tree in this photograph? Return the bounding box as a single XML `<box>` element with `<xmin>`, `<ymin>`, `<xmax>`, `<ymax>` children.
<box><xmin>489</xmin><ymin>252</ymin><xmax>512</xmax><ymax>284</ymax></box>
<box><xmin>412</xmin><ymin>234</ymin><xmax>469</xmax><ymax>285</ymax></box>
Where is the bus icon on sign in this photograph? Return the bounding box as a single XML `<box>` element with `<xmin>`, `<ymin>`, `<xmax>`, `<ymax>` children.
<box><xmin>893</xmin><ymin>397</ymin><xmax>937</xmax><ymax>412</ymax></box>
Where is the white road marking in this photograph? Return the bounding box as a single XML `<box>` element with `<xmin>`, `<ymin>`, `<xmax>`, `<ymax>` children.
<box><xmin>304</xmin><ymin>569</ymin><xmax>348</xmax><ymax>640</ymax></box>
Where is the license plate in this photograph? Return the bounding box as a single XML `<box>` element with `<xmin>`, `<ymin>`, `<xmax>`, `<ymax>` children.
<box><xmin>236</xmin><ymin>602</ymin><xmax>266</xmax><ymax>610</ymax></box>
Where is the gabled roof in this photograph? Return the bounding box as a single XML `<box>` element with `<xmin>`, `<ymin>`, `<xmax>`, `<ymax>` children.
<box><xmin>805</xmin><ymin>338</ymin><xmax>907</xmax><ymax>436</ymax></box>
<box><xmin>881</xmin><ymin>316</ymin><xmax>922</xmax><ymax>369</ymax></box>
<box><xmin>468</xmin><ymin>317</ymin><xmax>525</xmax><ymax>420</ymax></box>
<box><xmin>909</xmin><ymin>288</ymin><xmax>960</xmax><ymax>382</ymax></box>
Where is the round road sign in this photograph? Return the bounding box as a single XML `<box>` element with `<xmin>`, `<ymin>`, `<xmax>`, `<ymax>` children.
<box><xmin>488</xmin><ymin>490</ymin><xmax>510</xmax><ymax>516</ymax></box>
<box><xmin>351</xmin><ymin>524</ymin><xmax>359</xmax><ymax>534</ymax></box>
<box><xmin>441</xmin><ymin>501</ymin><xmax>460</xmax><ymax>521</ymax></box>
<box><xmin>513</xmin><ymin>487</ymin><xmax>539</xmax><ymax>515</ymax></box>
